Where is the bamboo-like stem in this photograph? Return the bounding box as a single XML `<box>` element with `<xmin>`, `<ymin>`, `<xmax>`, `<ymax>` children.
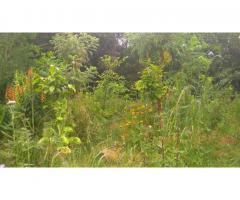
<box><xmin>157</xmin><ymin>98</ymin><xmax>164</xmax><ymax>129</ymax></box>
<box><xmin>44</xmin><ymin>144</ymin><xmax>50</xmax><ymax>162</ymax></box>
<box><xmin>30</xmin><ymin>75</ymin><xmax>35</xmax><ymax>135</ymax></box>
<box><xmin>10</xmin><ymin>106</ymin><xmax>16</xmax><ymax>138</ymax></box>
<box><xmin>10</xmin><ymin>105</ymin><xmax>18</xmax><ymax>164</ymax></box>
<box><xmin>176</xmin><ymin>132</ymin><xmax>180</xmax><ymax>167</ymax></box>
<box><xmin>161</xmin><ymin>137</ymin><xmax>165</xmax><ymax>167</ymax></box>
<box><xmin>102</xmin><ymin>86</ymin><xmax>107</xmax><ymax>110</ymax></box>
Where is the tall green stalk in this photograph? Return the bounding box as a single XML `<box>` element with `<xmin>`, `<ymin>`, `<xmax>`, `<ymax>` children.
<box><xmin>30</xmin><ymin>75</ymin><xmax>35</xmax><ymax>135</ymax></box>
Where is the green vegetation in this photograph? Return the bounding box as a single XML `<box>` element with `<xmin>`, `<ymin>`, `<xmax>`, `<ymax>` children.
<box><xmin>0</xmin><ymin>33</ymin><xmax>240</xmax><ymax>167</ymax></box>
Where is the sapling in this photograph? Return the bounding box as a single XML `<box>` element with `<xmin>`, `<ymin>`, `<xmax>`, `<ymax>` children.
<box><xmin>97</xmin><ymin>55</ymin><xmax>127</xmax><ymax>110</ymax></box>
<box><xmin>135</xmin><ymin>61</ymin><xmax>169</xmax><ymax>129</ymax></box>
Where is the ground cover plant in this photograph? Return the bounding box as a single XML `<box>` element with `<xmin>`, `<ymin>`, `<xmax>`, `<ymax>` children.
<box><xmin>0</xmin><ymin>33</ymin><xmax>240</xmax><ymax>167</ymax></box>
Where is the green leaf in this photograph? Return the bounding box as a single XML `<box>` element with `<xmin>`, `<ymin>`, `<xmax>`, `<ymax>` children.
<box><xmin>49</xmin><ymin>86</ymin><xmax>55</xmax><ymax>93</ymax></box>
<box><xmin>63</xmin><ymin>126</ymin><xmax>74</xmax><ymax>134</ymax></box>
<box><xmin>68</xmin><ymin>84</ymin><xmax>76</xmax><ymax>92</ymax></box>
<box><xmin>49</xmin><ymin>65</ymin><xmax>56</xmax><ymax>74</ymax></box>
<box><xmin>61</xmin><ymin>136</ymin><xmax>69</xmax><ymax>145</ymax></box>
<box><xmin>38</xmin><ymin>138</ymin><xmax>47</xmax><ymax>145</ymax></box>
<box><xmin>57</xmin><ymin>116</ymin><xmax>64</xmax><ymax>121</ymax></box>
<box><xmin>69</xmin><ymin>137</ymin><xmax>81</xmax><ymax>144</ymax></box>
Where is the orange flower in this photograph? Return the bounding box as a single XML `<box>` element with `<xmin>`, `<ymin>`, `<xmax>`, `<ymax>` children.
<box><xmin>15</xmin><ymin>84</ymin><xmax>25</xmax><ymax>96</ymax></box>
<box><xmin>5</xmin><ymin>85</ymin><xmax>16</xmax><ymax>101</ymax></box>
<box><xmin>27</xmin><ymin>67</ymin><xmax>33</xmax><ymax>78</ymax></box>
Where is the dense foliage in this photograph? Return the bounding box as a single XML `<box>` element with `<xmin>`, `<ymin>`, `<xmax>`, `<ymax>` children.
<box><xmin>0</xmin><ymin>33</ymin><xmax>240</xmax><ymax>167</ymax></box>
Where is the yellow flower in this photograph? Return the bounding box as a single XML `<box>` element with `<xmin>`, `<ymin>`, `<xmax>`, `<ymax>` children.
<box><xmin>57</xmin><ymin>146</ymin><xmax>71</xmax><ymax>155</ymax></box>
<box><xmin>125</xmin><ymin>121</ymin><xmax>131</xmax><ymax>126</ymax></box>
